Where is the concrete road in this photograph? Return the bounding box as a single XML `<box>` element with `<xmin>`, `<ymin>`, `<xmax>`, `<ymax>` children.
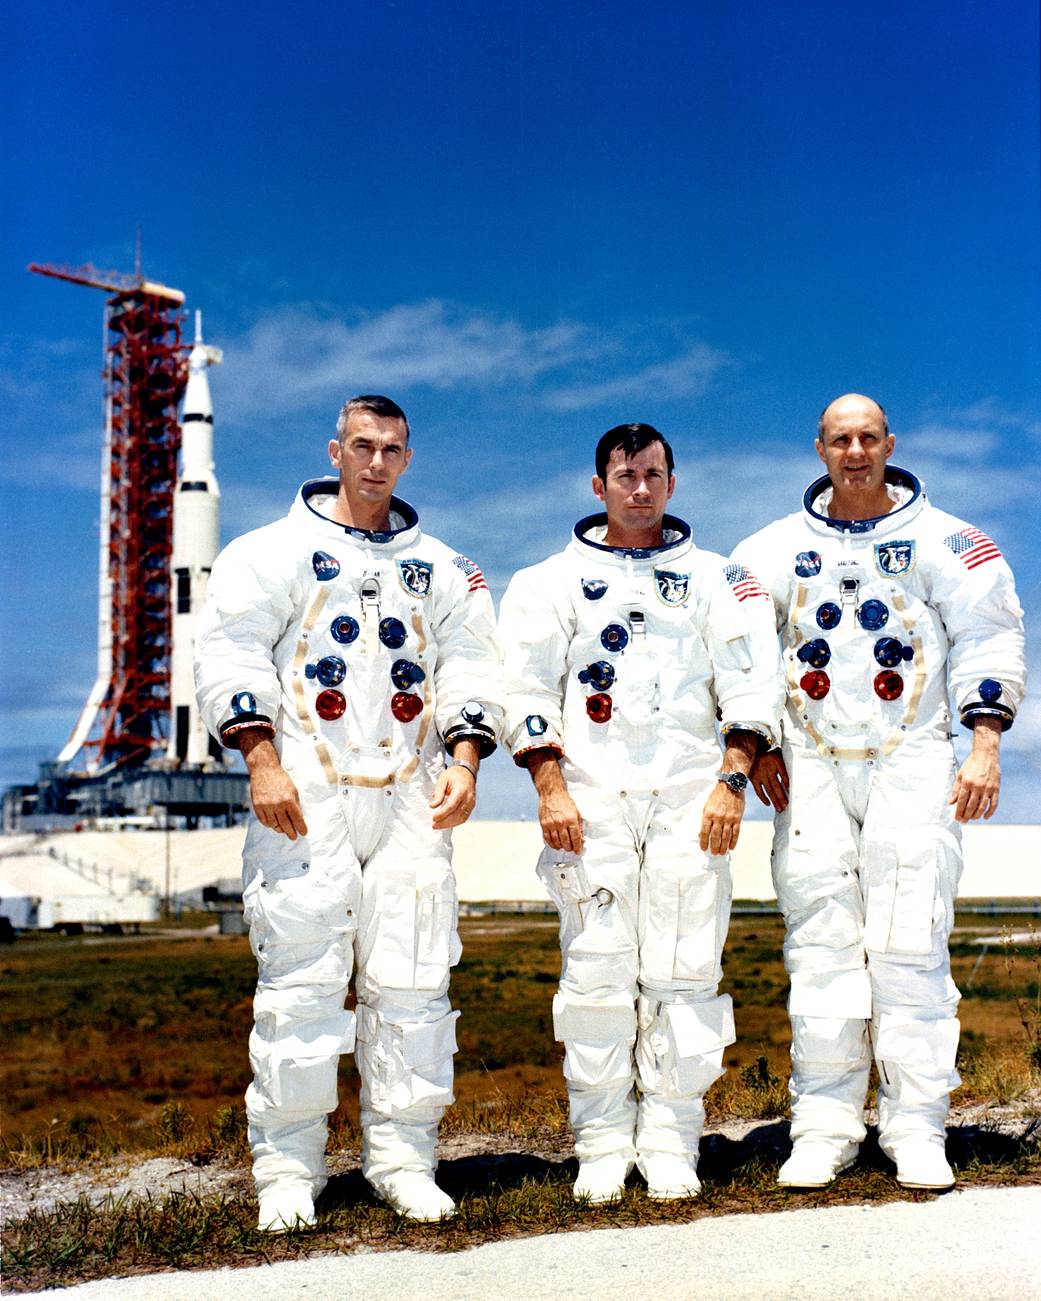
<box><xmin>33</xmin><ymin>1185</ymin><xmax>1041</xmax><ymax>1300</ymax></box>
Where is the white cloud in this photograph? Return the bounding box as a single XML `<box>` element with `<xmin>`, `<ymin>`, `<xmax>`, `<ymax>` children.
<box><xmin>0</xmin><ymin>427</ymin><xmax>102</xmax><ymax>492</ymax></box>
<box><xmin>422</xmin><ymin>469</ymin><xmax>593</xmax><ymax>595</ymax></box>
<box><xmin>894</xmin><ymin>402</ymin><xmax>1041</xmax><ymax>524</ymax></box>
<box><xmin>215</xmin><ymin>300</ymin><xmax>728</xmax><ymax>421</ymax></box>
<box><xmin>543</xmin><ymin>343</ymin><xmax>732</xmax><ymax>412</ymax></box>
<box><xmin>218</xmin><ymin>301</ymin><xmax>599</xmax><ymax>416</ymax></box>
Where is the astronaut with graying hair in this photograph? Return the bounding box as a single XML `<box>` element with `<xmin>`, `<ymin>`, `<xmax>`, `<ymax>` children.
<box><xmin>500</xmin><ymin>422</ymin><xmax>783</xmax><ymax>1205</ymax></box>
<box><xmin>195</xmin><ymin>394</ymin><xmax>503</xmax><ymax>1230</ymax></box>
<box><xmin>732</xmin><ymin>393</ymin><xmax>1026</xmax><ymax>1192</ymax></box>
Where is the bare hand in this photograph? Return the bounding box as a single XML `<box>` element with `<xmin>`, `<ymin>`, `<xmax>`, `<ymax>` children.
<box><xmin>250</xmin><ymin>763</ymin><xmax>308</xmax><ymax>840</ymax></box>
<box><xmin>750</xmin><ymin>749</ymin><xmax>789</xmax><ymax>811</ymax></box>
<box><xmin>949</xmin><ymin>750</ymin><xmax>1000</xmax><ymax>822</ymax></box>
<box><xmin>430</xmin><ymin>765</ymin><xmax>476</xmax><ymax>830</ymax></box>
<box><xmin>950</xmin><ymin>716</ymin><xmax>1002</xmax><ymax>823</ymax></box>
<box><xmin>699</xmin><ymin>782</ymin><xmax>745</xmax><ymax>855</ymax></box>
<box><xmin>539</xmin><ymin>788</ymin><xmax>585</xmax><ymax>855</ymax></box>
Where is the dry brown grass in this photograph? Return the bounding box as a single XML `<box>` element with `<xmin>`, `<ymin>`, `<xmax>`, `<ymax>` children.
<box><xmin>2</xmin><ymin>912</ymin><xmax>1039</xmax><ymax>1292</ymax></box>
<box><xmin>2</xmin><ymin>911</ymin><xmax>1038</xmax><ymax>1166</ymax></box>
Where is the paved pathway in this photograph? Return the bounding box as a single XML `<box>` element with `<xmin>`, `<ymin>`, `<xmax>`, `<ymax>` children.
<box><xmin>33</xmin><ymin>1185</ymin><xmax>1041</xmax><ymax>1300</ymax></box>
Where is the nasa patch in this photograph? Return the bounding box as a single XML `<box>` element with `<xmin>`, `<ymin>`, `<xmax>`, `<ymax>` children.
<box><xmin>396</xmin><ymin>557</ymin><xmax>433</xmax><ymax>597</ymax></box>
<box><xmin>526</xmin><ymin>714</ymin><xmax>548</xmax><ymax>736</ymax></box>
<box><xmin>581</xmin><ymin>579</ymin><xmax>609</xmax><ymax>601</ymax></box>
<box><xmin>654</xmin><ymin>568</ymin><xmax>690</xmax><ymax>606</ymax></box>
<box><xmin>312</xmin><ymin>551</ymin><xmax>340</xmax><ymax>581</ymax></box>
<box><xmin>794</xmin><ymin>551</ymin><xmax>822</xmax><ymax>578</ymax></box>
<box><xmin>874</xmin><ymin>539</ymin><xmax>916</xmax><ymax>576</ymax></box>
<box><xmin>230</xmin><ymin>691</ymin><xmax>257</xmax><ymax>716</ymax></box>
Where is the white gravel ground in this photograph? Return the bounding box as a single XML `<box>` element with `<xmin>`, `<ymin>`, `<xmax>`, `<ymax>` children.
<box><xmin>24</xmin><ymin>1185</ymin><xmax>1041</xmax><ymax>1300</ymax></box>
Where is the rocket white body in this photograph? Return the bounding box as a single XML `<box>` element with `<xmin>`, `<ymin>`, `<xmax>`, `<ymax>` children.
<box><xmin>168</xmin><ymin>313</ymin><xmax>222</xmax><ymax>765</ymax></box>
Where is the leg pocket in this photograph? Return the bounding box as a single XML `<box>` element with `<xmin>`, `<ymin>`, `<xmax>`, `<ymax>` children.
<box><xmin>251</xmin><ymin>1008</ymin><xmax>355</xmax><ymax>1112</ymax></box>
<box><xmin>636</xmin><ymin>993</ymin><xmax>735</xmax><ymax>1096</ymax></box>
<box><xmin>537</xmin><ymin>848</ymin><xmax>595</xmax><ymax>951</ymax></box>
<box><xmin>789</xmin><ymin>966</ymin><xmax>873</xmax><ymax>1018</ymax></box>
<box><xmin>361</xmin><ymin>866</ymin><xmax>460</xmax><ymax>993</ymax></box>
<box><xmin>640</xmin><ymin>865</ymin><xmax>725</xmax><ymax>985</ymax></box>
<box><xmin>246</xmin><ymin>856</ymin><xmax>357</xmax><ymax>982</ymax></box>
<box><xmin>355</xmin><ymin>1004</ymin><xmax>459</xmax><ymax>1116</ymax></box>
<box><xmin>415</xmin><ymin>875</ymin><xmax>461</xmax><ymax>991</ymax></box>
<box><xmin>865</xmin><ymin>835</ymin><xmax>949</xmax><ymax>961</ymax></box>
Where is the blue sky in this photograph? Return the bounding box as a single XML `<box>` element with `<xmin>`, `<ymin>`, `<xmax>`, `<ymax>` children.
<box><xmin>3</xmin><ymin>0</ymin><xmax>1038</xmax><ymax>821</ymax></box>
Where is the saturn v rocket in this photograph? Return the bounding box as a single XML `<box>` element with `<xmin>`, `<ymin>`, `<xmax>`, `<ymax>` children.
<box><xmin>167</xmin><ymin>312</ymin><xmax>223</xmax><ymax>766</ymax></box>
<box><xmin>29</xmin><ymin>260</ymin><xmax>234</xmax><ymax>786</ymax></box>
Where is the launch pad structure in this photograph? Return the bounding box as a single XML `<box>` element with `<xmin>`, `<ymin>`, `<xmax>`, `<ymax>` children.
<box><xmin>8</xmin><ymin>262</ymin><xmax>249</xmax><ymax>829</ymax></box>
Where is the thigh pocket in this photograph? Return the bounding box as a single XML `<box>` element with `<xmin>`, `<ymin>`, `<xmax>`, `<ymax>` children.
<box><xmin>786</xmin><ymin>888</ymin><xmax>864</xmax><ymax>968</ymax></box>
<box><xmin>641</xmin><ymin>867</ymin><xmax>722</xmax><ymax>984</ymax></box>
<box><xmin>415</xmin><ymin>874</ymin><xmax>461</xmax><ymax>990</ymax></box>
<box><xmin>865</xmin><ymin>836</ymin><xmax>947</xmax><ymax>962</ymax></box>
<box><xmin>364</xmin><ymin>868</ymin><xmax>460</xmax><ymax>992</ymax></box>
<box><xmin>245</xmin><ymin>857</ymin><xmax>356</xmax><ymax>973</ymax></box>
<box><xmin>537</xmin><ymin>849</ymin><xmax>597</xmax><ymax>951</ymax></box>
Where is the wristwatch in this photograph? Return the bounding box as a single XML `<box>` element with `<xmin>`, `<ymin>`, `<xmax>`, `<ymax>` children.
<box><xmin>717</xmin><ymin>770</ymin><xmax>749</xmax><ymax>794</ymax></box>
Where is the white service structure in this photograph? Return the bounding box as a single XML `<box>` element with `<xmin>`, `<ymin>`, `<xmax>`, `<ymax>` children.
<box><xmin>167</xmin><ymin>311</ymin><xmax>223</xmax><ymax>765</ymax></box>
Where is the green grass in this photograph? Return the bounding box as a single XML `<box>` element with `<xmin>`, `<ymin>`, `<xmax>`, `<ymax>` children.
<box><xmin>4</xmin><ymin>1128</ymin><xmax>1039</xmax><ymax>1294</ymax></box>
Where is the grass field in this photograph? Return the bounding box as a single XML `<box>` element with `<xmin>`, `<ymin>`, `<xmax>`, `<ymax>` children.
<box><xmin>2</xmin><ymin>912</ymin><xmax>1038</xmax><ymax>1161</ymax></box>
<box><xmin>2</xmin><ymin>912</ymin><xmax>1039</xmax><ymax>1292</ymax></box>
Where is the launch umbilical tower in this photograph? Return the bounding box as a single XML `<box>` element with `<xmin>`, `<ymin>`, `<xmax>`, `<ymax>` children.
<box><xmin>30</xmin><ymin>262</ymin><xmax>186</xmax><ymax>772</ymax></box>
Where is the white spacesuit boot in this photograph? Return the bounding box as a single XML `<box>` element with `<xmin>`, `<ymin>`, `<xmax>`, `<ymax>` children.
<box><xmin>356</xmin><ymin>992</ymin><xmax>459</xmax><ymax>1220</ymax></box>
<box><xmin>634</xmin><ymin>992</ymin><xmax>734</xmax><ymax>1199</ymax></box>
<box><xmin>637</xmin><ymin>1096</ymin><xmax>704</xmax><ymax>1200</ymax></box>
<box><xmin>569</xmin><ymin>1079</ymin><xmax>638</xmax><ymax>1203</ymax></box>
<box><xmin>562</xmin><ymin>1016</ymin><xmax>638</xmax><ymax>1204</ymax></box>
<box><xmin>874</xmin><ymin>1008</ymin><xmax>959</xmax><ymax>1190</ymax></box>
<box><xmin>256</xmin><ymin>1179</ymin><xmax>318</xmax><ymax>1234</ymax></box>
<box><xmin>363</xmin><ymin>1117</ymin><xmax>456</xmax><ymax>1219</ymax></box>
<box><xmin>779</xmin><ymin>1015</ymin><xmax>869</xmax><ymax>1188</ymax></box>
<box><xmin>249</xmin><ymin>1108</ymin><xmax>331</xmax><ymax>1231</ymax></box>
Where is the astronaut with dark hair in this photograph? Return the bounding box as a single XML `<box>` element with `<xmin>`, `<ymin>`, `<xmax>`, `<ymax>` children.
<box><xmin>500</xmin><ymin>422</ymin><xmax>783</xmax><ymax>1204</ymax></box>
<box><xmin>733</xmin><ymin>393</ymin><xmax>1026</xmax><ymax>1191</ymax></box>
<box><xmin>196</xmin><ymin>394</ymin><xmax>502</xmax><ymax>1229</ymax></box>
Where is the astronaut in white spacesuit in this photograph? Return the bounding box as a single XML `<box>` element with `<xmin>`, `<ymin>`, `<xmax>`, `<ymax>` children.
<box><xmin>195</xmin><ymin>395</ymin><xmax>502</xmax><ymax>1230</ymax></box>
<box><xmin>733</xmin><ymin>393</ymin><xmax>1026</xmax><ymax>1192</ymax></box>
<box><xmin>500</xmin><ymin>423</ymin><xmax>783</xmax><ymax>1204</ymax></box>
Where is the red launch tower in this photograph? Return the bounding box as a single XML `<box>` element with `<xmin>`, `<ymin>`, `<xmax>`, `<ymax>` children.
<box><xmin>30</xmin><ymin>262</ymin><xmax>187</xmax><ymax>773</ymax></box>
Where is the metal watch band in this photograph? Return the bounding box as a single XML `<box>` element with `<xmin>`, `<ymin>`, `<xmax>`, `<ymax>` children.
<box><xmin>451</xmin><ymin>757</ymin><xmax>478</xmax><ymax>780</ymax></box>
<box><xmin>717</xmin><ymin>770</ymin><xmax>748</xmax><ymax>793</ymax></box>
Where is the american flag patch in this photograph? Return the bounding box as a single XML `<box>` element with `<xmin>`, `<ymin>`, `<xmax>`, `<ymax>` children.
<box><xmin>452</xmin><ymin>554</ymin><xmax>488</xmax><ymax>592</ymax></box>
<box><xmin>724</xmin><ymin>563</ymin><xmax>769</xmax><ymax>602</ymax></box>
<box><xmin>943</xmin><ymin>527</ymin><xmax>1002</xmax><ymax>570</ymax></box>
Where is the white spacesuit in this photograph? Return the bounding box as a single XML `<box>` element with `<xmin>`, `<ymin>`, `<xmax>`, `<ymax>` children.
<box><xmin>195</xmin><ymin>479</ymin><xmax>502</xmax><ymax>1226</ymax></box>
<box><xmin>733</xmin><ymin>467</ymin><xmax>1025</xmax><ymax>1184</ymax></box>
<box><xmin>500</xmin><ymin>513</ymin><xmax>783</xmax><ymax>1196</ymax></box>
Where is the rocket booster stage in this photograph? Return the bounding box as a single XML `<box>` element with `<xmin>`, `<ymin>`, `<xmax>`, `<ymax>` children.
<box><xmin>168</xmin><ymin>312</ymin><xmax>223</xmax><ymax>765</ymax></box>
